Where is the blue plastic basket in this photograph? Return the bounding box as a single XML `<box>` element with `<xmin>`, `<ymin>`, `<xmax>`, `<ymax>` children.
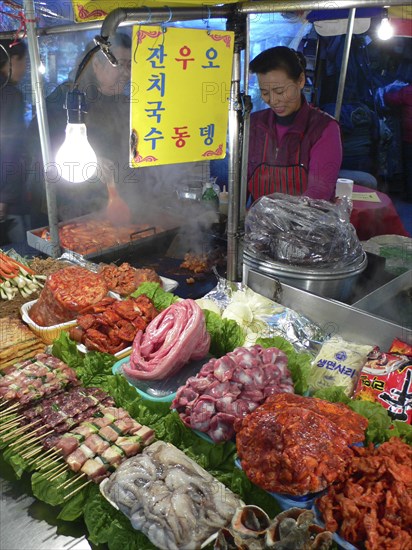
<box><xmin>234</xmin><ymin>458</ymin><xmax>325</xmax><ymax>510</ymax></box>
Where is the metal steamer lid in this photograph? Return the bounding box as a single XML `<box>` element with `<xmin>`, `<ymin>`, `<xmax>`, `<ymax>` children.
<box><xmin>243</xmin><ymin>248</ymin><xmax>367</xmax><ymax>279</ymax></box>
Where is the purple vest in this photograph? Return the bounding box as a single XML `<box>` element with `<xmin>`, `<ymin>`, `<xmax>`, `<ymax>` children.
<box><xmin>247</xmin><ymin>98</ymin><xmax>337</xmax><ymax>181</ymax></box>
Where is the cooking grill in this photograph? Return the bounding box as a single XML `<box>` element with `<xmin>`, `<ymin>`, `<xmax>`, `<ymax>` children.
<box><xmin>26</xmin><ymin>213</ymin><xmax>180</xmax><ymax>263</ymax></box>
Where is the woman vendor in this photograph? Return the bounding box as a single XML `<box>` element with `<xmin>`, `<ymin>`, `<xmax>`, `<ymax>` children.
<box><xmin>248</xmin><ymin>46</ymin><xmax>342</xmax><ymax>201</ymax></box>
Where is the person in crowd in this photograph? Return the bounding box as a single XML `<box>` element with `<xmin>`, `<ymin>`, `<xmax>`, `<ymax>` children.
<box><xmin>28</xmin><ymin>32</ymin><xmax>208</xmax><ymax>227</ymax></box>
<box><xmin>384</xmin><ymin>82</ymin><xmax>412</xmax><ymax>202</ymax></box>
<box><xmin>247</xmin><ymin>46</ymin><xmax>342</xmax><ymax>201</ymax></box>
<box><xmin>0</xmin><ymin>39</ymin><xmax>29</xmax><ymax>245</ymax></box>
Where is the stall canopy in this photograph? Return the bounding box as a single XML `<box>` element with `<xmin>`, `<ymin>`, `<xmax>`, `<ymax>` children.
<box><xmin>307</xmin><ymin>6</ymin><xmax>412</xmax><ymax>37</ymax></box>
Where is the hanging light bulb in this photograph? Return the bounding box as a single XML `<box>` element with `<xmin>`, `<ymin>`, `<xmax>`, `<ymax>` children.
<box><xmin>377</xmin><ymin>9</ymin><xmax>394</xmax><ymax>41</ymax></box>
<box><xmin>55</xmin><ymin>89</ymin><xmax>97</xmax><ymax>183</ymax></box>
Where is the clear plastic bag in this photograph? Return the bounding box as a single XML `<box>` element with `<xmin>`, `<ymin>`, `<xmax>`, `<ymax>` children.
<box><xmin>244</xmin><ymin>193</ymin><xmax>363</xmax><ymax>268</ymax></box>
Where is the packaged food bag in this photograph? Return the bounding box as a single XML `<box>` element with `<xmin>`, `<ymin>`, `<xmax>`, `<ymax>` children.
<box><xmin>355</xmin><ymin>340</ymin><xmax>412</xmax><ymax>423</ymax></box>
<box><xmin>308</xmin><ymin>336</ymin><xmax>373</xmax><ymax>397</ymax></box>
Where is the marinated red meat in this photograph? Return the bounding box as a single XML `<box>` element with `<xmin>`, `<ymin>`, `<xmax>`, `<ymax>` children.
<box><xmin>69</xmin><ymin>295</ymin><xmax>158</xmax><ymax>354</ymax></box>
<box><xmin>99</xmin><ymin>263</ymin><xmax>162</xmax><ymax>296</ymax></box>
<box><xmin>29</xmin><ymin>267</ymin><xmax>108</xmax><ymax>327</ymax></box>
<box><xmin>235</xmin><ymin>393</ymin><xmax>368</xmax><ymax>495</ymax></box>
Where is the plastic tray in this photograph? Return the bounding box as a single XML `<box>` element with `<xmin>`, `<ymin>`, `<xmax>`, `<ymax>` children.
<box><xmin>234</xmin><ymin>458</ymin><xmax>324</xmax><ymax>510</ymax></box>
<box><xmin>113</xmin><ymin>354</ymin><xmax>210</xmax><ymax>402</ymax></box>
<box><xmin>20</xmin><ymin>300</ymin><xmax>77</xmax><ymax>345</ymax></box>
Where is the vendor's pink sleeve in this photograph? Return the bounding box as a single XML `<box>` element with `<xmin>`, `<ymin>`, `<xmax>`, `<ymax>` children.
<box><xmin>304</xmin><ymin>122</ymin><xmax>342</xmax><ymax>201</ymax></box>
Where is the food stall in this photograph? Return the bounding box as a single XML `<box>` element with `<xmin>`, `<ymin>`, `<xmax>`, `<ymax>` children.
<box><xmin>1</xmin><ymin>2</ymin><xmax>412</xmax><ymax>550</ymax></box>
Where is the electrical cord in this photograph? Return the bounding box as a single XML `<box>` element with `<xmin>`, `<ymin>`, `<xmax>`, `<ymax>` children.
<box><xmin>73</xmin><ymin>44</ymin><xmax>100</xmax><ymax>86</ymax></box>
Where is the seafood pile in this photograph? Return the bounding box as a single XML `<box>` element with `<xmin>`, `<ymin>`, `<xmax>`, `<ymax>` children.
<box><xmin>214</xmin><ymin>506</ymin><xmax>333</xmax><ymax>550</ymax></box>
<box><xmin>29</xmin><ymin>266</ymin><xmax>108</xmax><ymax>327</ymax></box>
<box><xmin>317</xmin><ymin>437</ymin><xmax>412</xmax><ymax>549</ymax></box>
<box><xmin>99</xmin><ymin>263</ymin><xmax>161</xmax><ymax>296</ymax></box>
<box><xmin>102</xmin><ymin>440</ymin><xmax>242</xmax><ymax>550</ymax></box>
<box><xmin>172</xmin><ymin>345</ymin><xmax>294</xmax><ymax>443</ymax></box>
<box><xmin>123</xmin><ymin>299</ymin><xmax>210</xmax><ymax>380</ymax></box>
<box><xmin>236</xmin><ymin>393</ymin><xmax>368</xmax><ymax>495</ymax></box>
<box><xmin>69</xmin><ymin>295</ymin><xmax>158</xmax><ymax>354</ymax></box>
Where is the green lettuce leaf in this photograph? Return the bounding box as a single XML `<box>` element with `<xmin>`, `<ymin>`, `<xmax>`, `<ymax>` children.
<box><xmin>131</xmin><ymin>282</ymin><xmax>178</xmax><ymax>311</ymax></box>
<box><xmin>257</xmin><ymin>336</ymin><xmax>312</xmax><ymax>395</ymax></box>
<box><xmin>348</xmin><ymin>399</ymin><xmax>393</xmax><ymax>444</ymax></box>
<box><xmin>52</xmin><ymin>332</ymin><xmax>117</xmax><ymax>387</ymax></box>
<box><xmin>204</xmin><ymin>310</ymin><xmax>245</xmax><ymax>357</ymax></box>
<box><xmin>2</xmin><ymin>445</ymin><xmax>30</xmax><ymax>478</ymax></box>
<box><xmin>57</xmin><ymin>488</ymin><xmax>90</xmax><ymax>521</ymax></box>
<box><xmin>389</xmin><ymin>420</ymin><xmax>412</xmax><ymax>445</ymax></box>
<box><xmin>83</xmin><ymin>485</ymin><xmax>156</xmax><ymax>549</ymax></box>
<box><xmin>313</xmin><ymin>386</ymin><xmax>351</xmax><ymax>404</ymax></box>
<box><xmin>52</xmin><ymin>331</ymin><xmax>83</xmax><ymax>371</ymax></box>
<box><xmin>31</xmin><ymin>471</ymin><xmax>70</xmax><ymax>506</ymax></box>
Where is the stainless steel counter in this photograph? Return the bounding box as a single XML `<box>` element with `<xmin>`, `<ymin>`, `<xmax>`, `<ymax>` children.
<box><xmin>0</xmin><ymin>476</ymin><xmax>91</xmax><ymax>550</ymax></box>
<box><xmin>245</xmin><ymin>269</ymin><xmax>412</xmax><ymax>349</ymax></box>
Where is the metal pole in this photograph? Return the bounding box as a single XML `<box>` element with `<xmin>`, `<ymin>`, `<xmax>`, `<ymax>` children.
<box><xmin>239</xmin><ymin>15</ymin><xmax>251</xmax><ymax>226</ymax></box>
<box><xmin>24</xmin><ymin>0</ymin><xmax>61</xmax><ymax>257</ymax></box>
<box><xmin>238</xmin><ymin>0</ymin><xmax>405</xmax><ymax>13</ymax></box>
<box><xmin>0</xmin><ymin>0</ymin><xmax>406</xmax><ymax>40</ymax></box>
<box><xmin>227</xmin><ymin>49</ymin><xmax>242</xmax><ymax>282</ymax></box>
<box><xmin>100</xmin><ymin>6</ymin><xmax>233</xmax><ymax>39</ymax></box>
<box><xmin>334</xmin><ymin>8</ymin><xmax>356</xmax><ymax>121</ymax></box>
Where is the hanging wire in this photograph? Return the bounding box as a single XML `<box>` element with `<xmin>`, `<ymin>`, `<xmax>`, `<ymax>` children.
<box><xmin>73</xmin><ymin>44</ymin><xmax>100</xmax><ymax>86</ymax></box>
<box><xmin>160</xmin><ymin>7</ymin><xmax>172</xmax><ymax>47</ymax></box>
<box><xmin>133</xmin><ymin>7</ymin><xmax>155</xmax><ymax>63</ymax></box>
<box><xmin>203</xmin><ymin>6</ymin><xmax>212</xmax><ymax>35</ymax></box>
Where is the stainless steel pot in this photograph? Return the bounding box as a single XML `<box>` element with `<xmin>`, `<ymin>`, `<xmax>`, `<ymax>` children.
<box><xmin>243</xmin><ymin>249</ymin><xmax>368</xmax><ymax>301</ymax></box>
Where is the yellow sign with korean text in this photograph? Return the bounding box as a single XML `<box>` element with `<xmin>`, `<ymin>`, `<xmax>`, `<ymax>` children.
<box><xmin>71</xmin><ymin>1</ymin><xmax>238</xmax><ymax>23</ymax></box>
<box><xmin>130</xmin><ymin>26</ymin><xmax>234</xmax><ymax>167</ymax></box>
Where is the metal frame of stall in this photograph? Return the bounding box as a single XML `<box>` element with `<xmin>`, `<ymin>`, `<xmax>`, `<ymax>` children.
<box><xmin>3</xmin><ymin>0</ymin><xmax>407</xmax><ymax>276</ymax></box>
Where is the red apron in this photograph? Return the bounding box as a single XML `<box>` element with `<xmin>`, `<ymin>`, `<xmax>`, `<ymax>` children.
<box><xmin>248</xmin><ymin>132</ymin><xmax>308</xmax><ymax>199</ymax></box>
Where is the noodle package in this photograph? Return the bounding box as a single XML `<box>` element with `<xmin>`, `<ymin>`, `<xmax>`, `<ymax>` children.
<box><xmin>355</xmin><ymin>339</ymin><xmax>412</xmax><ymax>423</ymax></box>
<box><xmin>308</xmin><ymin>336</ymin><xmax>373</xmax><ymax>397</ymax></box>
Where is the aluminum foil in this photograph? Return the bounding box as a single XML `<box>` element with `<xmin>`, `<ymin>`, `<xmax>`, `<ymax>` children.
<box><xmin>204</xmin><ymin>277</ymin><xmax>326</xmax><ymax>355</ymax></box>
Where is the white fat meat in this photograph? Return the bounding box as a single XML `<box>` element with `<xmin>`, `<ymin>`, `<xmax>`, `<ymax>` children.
<box><xmin>204</xmin><ymin>380</ymin><xmax>233</xmax><ymax>398</ymax></box>
<box><xmin>231</xmin><ymin>367</ymin><xmax>254</xmax><ymax>386</ymax></box>
<box><xmin>172</xmin><ymin>386</ymin><xmax>199</xmax><ymax>408</ymax></box>
<box><xmin>84</xmin><ymin>434</ymin><xmax>110</xmax><ymax>455</ymax></box>
<box><xmin>213</xmin><ymin>355</ymin><xmax>236</xmax><ymax>382</ymax></box>
<box><xmin>66</xmin><ymin>446</ymin><xmax>92</xmax><ymax>472</ymax></box>
<box><xmin>199</xmin><ymin>358</ymin><xmax>217</xmax><ymax>376</ymax></box>
<box><xmin>125</xmin><ymin>300</ymin><xmax>210</xmax><ymax>381</ymax></box>
<box><xmin>185</xmin><ymin>376</ymin><xmax>211</xmax><ymax>393</ymax></box>
<box><xmin>189</xmin><ymin>395</ymin><xmax>216</xmax><ymax>431</ymax></box>
<box><xmin>208</xmin><ymin>413</ymin><xmax>236</xmax><ymax>443</ymax></box>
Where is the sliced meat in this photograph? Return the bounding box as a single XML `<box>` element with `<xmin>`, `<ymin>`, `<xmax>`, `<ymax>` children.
<box><xmin>124</xmin><ymin>300</ymin><xmax>210</xmax><ymax>381</ymax></box>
